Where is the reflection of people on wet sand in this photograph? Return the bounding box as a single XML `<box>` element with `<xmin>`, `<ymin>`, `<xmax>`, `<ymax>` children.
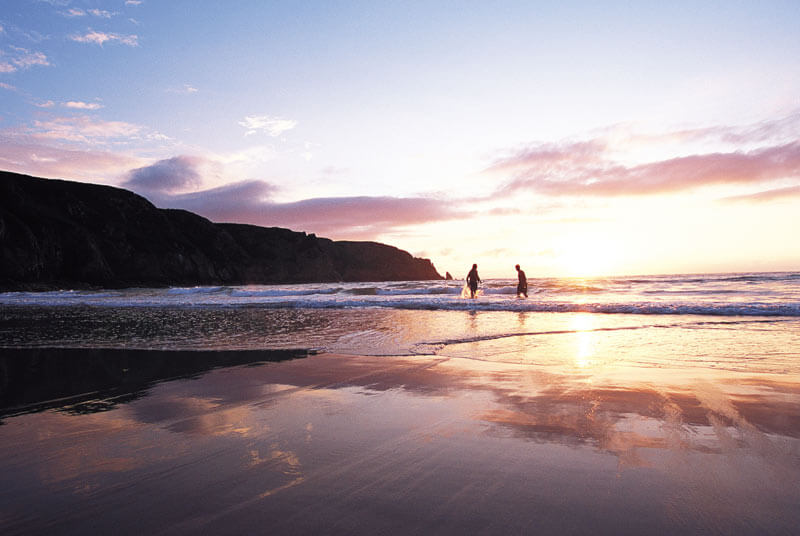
<box><xmin>515</xmin><ymin>264</ymin><xmax>528</xmax><ymax>298</ymax></box>
<box><xmin>466</xmin><ymin>264</ymin><xmax>481</xmax><ymax>299</ymax></box>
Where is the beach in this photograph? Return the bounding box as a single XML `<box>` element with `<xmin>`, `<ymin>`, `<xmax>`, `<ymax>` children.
<box><xmin>1</xmin><ymin>275</ymin><xmax>799</xmax><ymax>534</ymax></box>
<box><xmin>5</xmin><ymin>2</ymin><xmax>799</xmax><ymax>532</ymax></box>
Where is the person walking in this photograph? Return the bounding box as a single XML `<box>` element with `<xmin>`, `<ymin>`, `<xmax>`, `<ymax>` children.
<box><xmin>466</xmin><ymin>264</ymin><xmax>481</xmax><ymax>299</ymax></box>
<box><xmin>515</xmin><ymin>264</ymin><xmax>528</xmax><ymax>298</ymax></box>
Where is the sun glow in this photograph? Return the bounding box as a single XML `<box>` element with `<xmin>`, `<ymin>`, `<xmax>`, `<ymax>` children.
<box><xmin>556</xmin><ymin>236</ymin><xmax>622</xmax><ymax>277</ymax></box>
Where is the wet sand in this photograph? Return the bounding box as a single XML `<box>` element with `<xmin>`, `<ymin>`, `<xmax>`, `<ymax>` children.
<box><xmin>1</xmin><ymin>346</ymin><xmax>798</xmax><ymax>535</ymax></box>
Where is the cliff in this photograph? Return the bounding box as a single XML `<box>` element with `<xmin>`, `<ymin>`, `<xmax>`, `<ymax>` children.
<box><xmin>0</xmin><ymin>171</ymin><xmax>442</xmax><ymax>290</ymax></box>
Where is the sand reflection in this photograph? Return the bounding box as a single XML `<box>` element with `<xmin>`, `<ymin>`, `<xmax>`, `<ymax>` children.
<box><xmin>570</xmin><ymin>313</ymin><xmax>596</xmax><ymax>367</ymax></box>
<box><xmin>1</xmin><ymin>348</ymin><xmax>798</xmax><ymax>534</ymax></box>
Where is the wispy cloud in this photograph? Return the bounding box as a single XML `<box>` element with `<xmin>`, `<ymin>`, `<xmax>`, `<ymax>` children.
<box><xmin>125</xmin><ymin>0</ymin><xmax>143</xmax><ymax>6</ymax></box>
<box><xmin>170</xmin><ymin>187</ymin><xmax>468</xmax><ymax>237</ymax></box>
<box><xmin>0</xmin><ymin>46</ymin><xmax>50</xmax><ymax>73</ymax></box>
<box><xmin>249</xmin><ymin>196</ymin><xmax>469</xmax><ymax>236</ymax></box>
<box><xmin>167</xmin><ymin>84</ymin><xmax>198</xmax><ymax>95</ymax></box>
<box><xmin>88</xmin><ymin>9</ymin><xmax>114</xmax><ymax>18</ymax></box>
<box><xmin>121</xmin><ymin>156</ymin><xmax>469</xmax><ymax>238</ymax></box>
<box><xmin>487</xmin><ymin>114</ymin><xmax>800</xmax><ymax>200</ymax></box>
<box><xmin>0</xmin><ymin>81</ymin><xmax>16</xmax><ymax>91</ymax></box>
<box><xmin>31</xmin><ymin>116</ymin><xmax>143</xmax><ymax>144</ymax></box>
<box><xmin>239</xmin><ymin>115</ymin><xmax>297</xmax><ymax>137</ymax></box>
<box><xmin>610</xmin><ymin>111</ymin><xmax>800</xmax><ymax>149</ymax></box>
<box><xmin>63</xmin><ymin>8</ymin><xmax>86</xmax><ymax>17</ymax></box>
<box><xmin>0</xmin><ymin>134</ymin><xmax>142</xmax><ymax>181</ymax></box>
<box><xmin>173</xmin><ymin>189</ymin><xmax>468</xmax><ymax>236</ymax></box>
<box><xmin>722</xmin><ymin>185</ymin><xmax>800</xmax><ymax>203</ymax></box>
<box><xmin>491</xmin><ymin>141</ymin><xmax>800</xmax><ymax>197</ymax></box>
<box><xmin>63</xmin><ymin>100</ymin><xmax>104</xmax><ymax>110</ymax></box>
<box><xmin>0</xmin><ymin>21</ymin><xmax>47</xmax><ymax>44</ymax></box>
<box><xmin>70</xmin><ymin>30</ymin><xmax>138</xmax><ymax>47</ymax></box>
<box><xmin>62</xmin><ymin>7</ymin><xmax>115</xmax><ymax>18</ymax></box>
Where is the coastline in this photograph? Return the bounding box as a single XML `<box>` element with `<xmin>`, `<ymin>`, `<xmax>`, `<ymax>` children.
<box><xmin>0</xmin><ymin>171</ymin><xmax>443</xmax><ymax>292</ymax></box>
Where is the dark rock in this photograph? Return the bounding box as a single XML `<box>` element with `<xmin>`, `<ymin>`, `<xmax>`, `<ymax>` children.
<box><xmin>445</xmin><ymin>272</ymin><xmax>453</xmax><ymax>280</ymax></box>
<box><xmin>0</xmin><ymin>171</ymin><xmax>443</xmax><ymax>290</ymax></box>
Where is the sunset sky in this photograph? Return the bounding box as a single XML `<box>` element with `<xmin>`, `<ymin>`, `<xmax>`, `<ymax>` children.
<box><xmin>2</xmin><ymin>1</ymin><xmax>799</xmax><ymax>278</ymax></box>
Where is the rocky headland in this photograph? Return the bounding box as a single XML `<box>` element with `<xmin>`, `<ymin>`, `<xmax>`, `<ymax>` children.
<box><xmin>0</xmin><ymin>171</ymin><xmax>442</xmax><ymax>290</ymax></box>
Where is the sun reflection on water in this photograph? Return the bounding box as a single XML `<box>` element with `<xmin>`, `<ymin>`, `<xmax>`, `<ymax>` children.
<box><xmin>571</xmin><ymin>313</ymin><xmax>596</xmax><ymax>368</ymax></box>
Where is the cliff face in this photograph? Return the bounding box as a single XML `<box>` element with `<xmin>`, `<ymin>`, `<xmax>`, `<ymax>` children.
<box><xmin>0</xmin><ymin>171</ymin><xmax>442</xmax><ymax>290</ymax></box>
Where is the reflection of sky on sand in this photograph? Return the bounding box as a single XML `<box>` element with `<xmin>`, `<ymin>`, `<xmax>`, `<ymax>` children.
<box><xmin>1</xmin><ymin>339</ymin><xmax>798</xmax><ymax>533</ymax></box>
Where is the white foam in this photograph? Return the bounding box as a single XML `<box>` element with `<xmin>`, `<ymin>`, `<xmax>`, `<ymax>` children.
<box><xmin>1</xmin><ymin>273</ymin><xmax>798</xmax><ymax>317</ymax></box>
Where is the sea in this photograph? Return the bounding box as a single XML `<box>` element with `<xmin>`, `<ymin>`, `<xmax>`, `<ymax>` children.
<box><xmin>1</xmin><ymin>271</ymin><xmax>799</xmax><ymax>369</ymax></box>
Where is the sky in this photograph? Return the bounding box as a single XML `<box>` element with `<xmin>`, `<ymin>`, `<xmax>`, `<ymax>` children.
<box><xmin>1</xmin><ymin>0</ymin><xmax>799</xmax><ymax>278</ymax></box>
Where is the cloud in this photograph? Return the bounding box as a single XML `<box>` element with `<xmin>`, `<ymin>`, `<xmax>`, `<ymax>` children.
<box><xmin>128</xmin><ymin>169</ymin><xmax>470</xmax><ymax>238</ymax></box>
<box><xmin>0</xmin><ymin>134</ymin><xmax>142</xmax><ymax>181</ymax></box>
<box><xmin>87</xmin><ymin>9</ymin><xmax>114</xmax><ymax>18</ymax></box>
<box><xmin>167</xmin><ymin>84</ymin><xmax>198</xmax><ymax>95</ymax></box>
<box><xmin>239</xmin><ymin>115</ymin><xmax>297</xmax><ymax>137</ymax></box>
<box><xmin>125</xmin><ymin>0</ymin><xmax>143</xmax><ymax>5</ymax></box>
<box><xmin>689</xmin><ymin>113</ymin><xmax>799</xmax><ymax>146</ymax></box>
<box><xmin>0</xmin><ymin>46</ymin><xmax>50</xmax><ymax>73</ymax></box>
<box><xmin>144</xmin><ymin>180</ymin><xmax>470</xmax><ymax>238</ymax></box>
<box><xmin>31</xmin><ymin>116</ymin><xmax>143</xmax><ymax>143</ymax></box>
<box><xmin>0</xmin><ymin>81</ymin><xmax>16</xmax><ymax>91</ymax></box>
<box><xmin>70</xmin><ymin>31</ymin><xmax>138</xmax><ymax>47</ymax></box>
<box><xmin>148</xmin><ymin>180</ymin><xmax>276</xmax><ymax>214</ymax></box>
<box><xmin>123</xmin><ymin>156</ymin><xmax>205</xmax><ymax>194</ymax></box>
<box><xmin>63</xmin><ymin>100</ymin><xmax>104</xmax><ymax>110</ymax></box>
<box><xmin>722</xmin><ymin>185</ymin><xmax>800</xmax><ymax>203</ymax></box>
<box><xmin>484</xmin><ymin>113</ymin><xmax>800</xmax><ymax>201</ymax></box>
<box><xmin>252</xmin><ymin>196</ymin><xmax>468</xmax><ymax>236</ymax></box>
<box><xmin>489</xmin><ymin>139</ymin><xmax>800</xmax><ymax>198</ymax></box>
<box><xmin>59</xmin><ymin>8</ymin><xmax>116</xmax><ymax>19</ymax></box>
<box><xmin>62</xmin><ymin>8</ymin><xmax>86</xmax><ymax>17</ymax></box>
<box><xmin>0</xmin><ymin>22</ymin><xmax>47</xmax><ymax>44</ymax></box>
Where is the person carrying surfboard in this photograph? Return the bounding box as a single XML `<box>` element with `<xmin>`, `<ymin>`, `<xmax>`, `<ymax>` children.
<box><xmin>466</xmin><ymin>264</ymin><xmax>481</xmax><ymax>299</ymax></box>
<box><xmin>515</xmin><ymin>264</ymin><xmax>528</xmax><ymax>298</ymax></box>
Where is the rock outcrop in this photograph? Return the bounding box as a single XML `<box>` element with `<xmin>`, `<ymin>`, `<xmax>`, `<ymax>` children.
<box><xmin>0</xmin><ymin>171</ymin><xmax>442</xmax><ymax>290</ymax></box>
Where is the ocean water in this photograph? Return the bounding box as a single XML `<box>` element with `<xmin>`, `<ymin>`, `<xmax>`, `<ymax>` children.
<box><xmin>1</xmin><ymin>272</ymin><xmax>798</xmax><ymax>360</ymax></box>
<box><xmin>3</xmin><ymin>272</ymin><xmax>799</xmax><ymax>315</ymax></box>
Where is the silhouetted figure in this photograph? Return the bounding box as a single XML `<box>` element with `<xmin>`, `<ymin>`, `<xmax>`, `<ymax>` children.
<box><xmin>515</xmin><ymin>264</ymin><xmax>528</xmax><ymax>298</ymax></box>
<box><xmin>466</xmin><ymin>264</ymin><xmax>481</xmax><ymax>298</ymax></box>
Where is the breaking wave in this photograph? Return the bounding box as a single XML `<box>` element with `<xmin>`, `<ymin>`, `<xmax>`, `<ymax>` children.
<box><xmin>1</xmin><ymin>272</ymin><xmax>798</xmax><ymax>317</ymax></box>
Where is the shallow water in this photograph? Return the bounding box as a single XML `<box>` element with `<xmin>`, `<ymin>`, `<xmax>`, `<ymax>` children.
<box><xmin>2</xmin><ymin>272</ymin><xmax>799</xmax><ymax>315</ymax></box>
<box><xmin>2</xmin><ymin>306</ymin><xmax>799</xmax><ymax>375</ymax></box>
